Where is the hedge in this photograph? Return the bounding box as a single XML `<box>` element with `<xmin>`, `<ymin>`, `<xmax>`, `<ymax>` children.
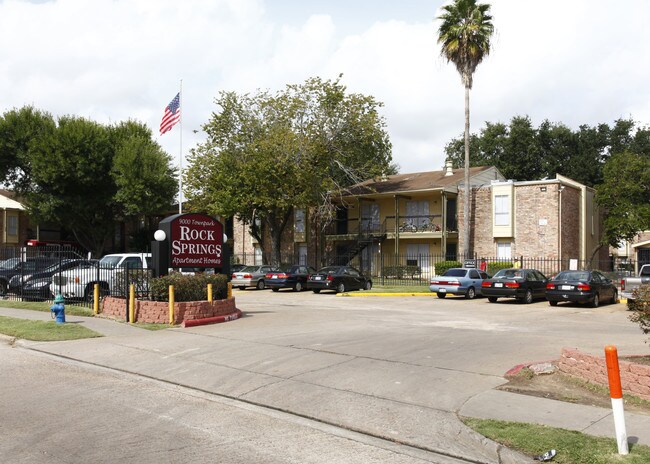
<box><xmin>150</xmin><ymin>273</ymin><xmax>229</xmax><ymax>302</ymax></box>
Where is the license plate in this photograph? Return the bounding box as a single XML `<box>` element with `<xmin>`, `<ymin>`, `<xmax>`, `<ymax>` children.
<box><xmin>494</xmin><ymin>283</ymin><xmax>503</xmax><ymax>288</ymax></box>
<box><xmin>439</xmin><ymin>288</ymin><xmax>446</xmax><ymax>293</ymax></box>
<box><xmin>314</xmin><ymin>276</ymin><xmax>322</xmax><ymax>281</ymax></box>
<box><xmin>272</xmin><ymin>275</ymin><xmax>278</xmax><ymax>279</ymax></box>
<box><xmin>561</xmin><ymin>285</ymin><xmax>572</xmax><ymax>290</ymax></box>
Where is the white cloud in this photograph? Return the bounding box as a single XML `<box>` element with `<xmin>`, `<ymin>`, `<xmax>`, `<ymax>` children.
<box><xmin>1</xmin><ymin>0</ymin><xmax>649</xmax><ymax>175</ymax></box>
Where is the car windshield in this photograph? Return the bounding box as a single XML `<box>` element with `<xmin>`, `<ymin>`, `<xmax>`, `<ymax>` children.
<box><xmin>444</xmin><ymin>269</ymin><xmax>467</xmax><ymax>277</ymax></box>
<box><xmin>556</xmin><ymin>271</ymin><xmax>589</xmax><ymax>281</ymax></box>
<box><xmin>99</xmin><ymin>256</ymin><xmax>122</xmax><ymax>269</ymax></box>
<box><xmin>0</xmin><ymin>258</ymin><xmax>20</xmax><ymax>269</ymax></box>
<box><xmin>494</xmin><ymin>269</ymin><xmax>523</xmax><ymax>279</ymax></box>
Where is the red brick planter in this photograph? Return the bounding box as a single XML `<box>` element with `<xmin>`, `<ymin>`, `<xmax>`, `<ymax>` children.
<box><xmin>558</xmin><ymin>347</ymin><xmax>650</xmax><ymax>401</ymax></box>
<box><xmin>102</xmin><ymin>296</ymin><xmax>238</xmax><ymax>325</ymax></box>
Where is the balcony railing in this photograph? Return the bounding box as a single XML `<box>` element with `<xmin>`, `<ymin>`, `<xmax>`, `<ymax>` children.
<box><xmin>327</xmin><ymin>214</ymin><xmax>458</xmax><ymax>238</ymax></box>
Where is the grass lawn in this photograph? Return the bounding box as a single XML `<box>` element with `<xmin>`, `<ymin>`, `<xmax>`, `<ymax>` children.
<box><xmin>463</xmin><ymin>418</ymin><xmax>650</xmax><ymax>463</ymax></box>
<box><xmin>0</xmin><ymin>315</ymin><xmax>102</xmax><ymax>341</ymax></box>
<box><xmin>0</xmin><ymin>300</ymin><xmax>94</xmax><ymax>317</ymax></box>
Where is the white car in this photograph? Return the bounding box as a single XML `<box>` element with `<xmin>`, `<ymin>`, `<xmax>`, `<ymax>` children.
<box><xmin>51</xmin><ymin>253</ymin><xmax>151</xmax><ymax>301</ymax></box>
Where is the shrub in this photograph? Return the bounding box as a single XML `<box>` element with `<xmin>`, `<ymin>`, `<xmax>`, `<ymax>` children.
<box><xmin>629</xmin><ymin>284</ymin><xmax>650</xmax><ymax>343</ymax></box>
<box><xmin>487</xmin><ymin>261</ymin><xmax>514</xmax><ymax>276</ymax></box>
<box><xmin>382</xmin><ymin>265</ymin><xmax>421</xmax><ymax>279</ymax></box>
<box><xmin>150</xmin><ymin>273</ymin><xmax>229</xmax><ymax>302</ymax></box>
<box><xmin>433</xmin><ymin>260</ymin><xmax>462</xmax><ymax>276</ymax></box>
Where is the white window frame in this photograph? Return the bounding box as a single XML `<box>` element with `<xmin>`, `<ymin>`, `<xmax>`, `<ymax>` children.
<box><xmin>7</xmin><ymin>215</ymin><xmax>18</xmax><ymax>236</ymax></box>
<box><xmin>294</xmin><ymin>208</ymin><xmax>305</xmax><ymax>234</ymax></box>
<box><xmin>497</xmin><ymin>242</ymin><xmax>512</xmax><ymax>259</ymax></box>
<box><xmin>494</xmin><ymin>195</ymin><xmax>510</xmax><ymax>226</ymax></box>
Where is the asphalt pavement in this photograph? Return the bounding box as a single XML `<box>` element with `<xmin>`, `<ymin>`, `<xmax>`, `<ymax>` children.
<box><xmin>1</xmin><ymin>294</ymin><xmax>649</xmax><ymax>464</ymax></box>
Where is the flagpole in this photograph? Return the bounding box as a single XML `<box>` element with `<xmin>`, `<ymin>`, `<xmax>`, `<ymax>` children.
<box><xmin>179</xmin><ymin>79</ymin><xmax>183</xmax><ymax>214</ymax></box>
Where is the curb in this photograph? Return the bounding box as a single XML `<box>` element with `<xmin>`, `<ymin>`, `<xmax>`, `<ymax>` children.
<box><xmin>181</xmin><ymin>310</ymin><xmax>242</xmax><ymax>328</ymax></box>
<box><xmin>504</xmin><ymin>359</ymin><xmax>559</xmax><ymax>378</ymax></box>
<box><xmin>336</xmin><ymin>292</ymin><xmax>436</xmax><ymax>297</ymax></box>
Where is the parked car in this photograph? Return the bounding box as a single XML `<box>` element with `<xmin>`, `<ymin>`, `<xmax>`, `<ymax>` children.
<box><xmin>429</xmin><ymin>268</ymin><xmax>489</xmax><ymax>299</ymax></box>
<box><xmin>231</xmin><ymin>264</ymin><xmax>247</xmax><ymax>273</ymax></box>
<box><xmin>0</xmin><ymin>256</ymin><xmax>59</xmax><ymax>295</ymax></box>
<box><xmin>481</xmin><ymin>268</ymin><xmax>548</xmax><ymax>304</ymax></box>
<box><xmin>8</xmin><ymin>259</ymin><xmax>97</xmax><ymax>300</ymax></box>
<box><xmin>265</xmin><ymin>265</ymin><xmax>317</xmax><ymax>292</ymax></box>
<box><xmin>305</xmin><ymin>266</ymin><xmax>372</xmax><ymax>294</ymax></box>
<box><xmin>231</xmin><ymin>265</ymin><xmax>278</xmax><ymax>290</ymax></box>
<box><xmin>545</xmin><ymin>270</ymin><xmax>618</xmax><ymax>307</ymax></box>
<box><xmin>620</xmin><ymin>264</ymin><xmax>650</xmax><ymax>303</ymax></box>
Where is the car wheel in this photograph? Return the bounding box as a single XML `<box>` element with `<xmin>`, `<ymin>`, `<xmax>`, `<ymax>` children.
<box><xmin>294</xmin><ymin>282</ymin><xmax>303</xmax><ymax>292</ymax></box>
<box><xmin>336</xmin><ymin>282</ymin><xmax>346</xmax><ymax>293</ymax></box>
<box><xmin>549</xmin><ymin>301</ymin><xmax>558</xmax><ymax>307</ymax></box>
<box><xmin>437</xmin><ymin>292</ymin><xmax>446</xmax><ymax>299</ymax></box>
<box><xmin>465</xmin><ymin>287</ymin><xmax>476</xmax><ymax>299</ymax></box>
<box><xmin>524</xmin><ymin>289</ymin><xmax>533</xmax><ymax>304</ymax></box>
<box><xmin>611</xmin><ymin>290</ymin><xmax>618</xmax><ymax>304</ymax></box>
<box><xmin>237</xmin><ymin>286</ymin><xmax>246</xmax><ymax>290</ymax></box>
<box><xmin>364</xmin><ymin>281</ymin><xmax>372</xmax><ymax>291</ymax></box>
<box><xmin>256</xmin><ymin>280</ymin><xmax>265</xmax><ymax>290</ymax></box>
<box><xmin>591</xmin><ymin>293</ymin><xmax>599</xmax><ymax>308</ymax></box>
<box><xmin>312</xmin><ymin>289</ymin><xmax>321</xmax><ymax>294</ymax></box>
<box><xmin>488</xmin><ymin>297</ymin><xmax>498</xmax><ymax>303</ymax></box>
<box><xmin>271</xmin><ymin>288</ymin><xmax>279</xmax><ymax>292</ymax></box>
<box><xmin>0</xmin><ymin>280</ymin><xmax>7</xmax><ymax>296</ymax></box>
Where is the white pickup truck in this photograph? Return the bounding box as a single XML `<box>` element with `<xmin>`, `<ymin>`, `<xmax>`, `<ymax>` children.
<box><xmin>51</xmin><ymin>253</ymin><xmax>151</xmax><ymax>301</ymax></box>
<box><xmin>620</xmin><ymin>264</ymin><xmax>650</xmax><ymax>302</ymax></box>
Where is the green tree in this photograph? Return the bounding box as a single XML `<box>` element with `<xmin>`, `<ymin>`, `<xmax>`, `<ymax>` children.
<box><xmin>437</xmin><ymin>0</ymin><xmax>494</xmax><ymax>255</ymax></box>
<box><xmin>25</xmin><ymin>116</ymin><xmax>117</xmax><ymax>255</ymax></box>
<box><xmin>184</xmin><ymin>76</ymin><xmax>394</xmax><ymax>266</ymax></box>
<box><xmin>0</xmin><ymin>106</ymin><xmax>56</xmax><ymax>189</ymax></box>
<box><xmin>16</xmin><ymin>115</ymin><xmax>176</xmax><ymax>256</ymax></box>
<box><xmin>597</xmin><ymin>151</ymin><xmax>650</xmax><ymax>247</ymax></box>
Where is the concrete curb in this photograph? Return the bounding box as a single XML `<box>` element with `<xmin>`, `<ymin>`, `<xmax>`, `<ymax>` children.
<box><xmin>181</xmin><ymin>309</ymin><xmax>242</xmax><ymax>328</ymax></box>
<box><xmin>337</xmin><ymin>292</ymin><xmax>435</xmax><ymax>297</ymax></box>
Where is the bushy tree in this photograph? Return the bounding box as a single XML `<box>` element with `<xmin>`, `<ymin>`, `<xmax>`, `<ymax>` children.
<box><xmin>184</xmin><ymin>76</ymin><xmax>394</xmax><ymax>265</ymax></box>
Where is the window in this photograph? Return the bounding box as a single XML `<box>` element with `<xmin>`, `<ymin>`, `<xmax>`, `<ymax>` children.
<box><xmin>494</xmin><ymin>195</ymin><xmax>510</xmax><ymax>226</ymax></box>
<box><xmin>294</xmin><ymin>208</ymin><xmax>305</xmax><ymax>233</ymax></box>
<box><xmin>254</xmin><ymin>246</ymin><xmax>263</xmax><ymax>265</ymax></box>
<box><xmin>405</xmin><ymin>200</ymin><xmax>430</xmax><ymax>228</ymax></box>
<box><xmin>469</xmin><ymin>270</ymin><xmax>480</xmax><ymax>279</ymax></box>
<box><xmin>360</xmin><ymin>203</ymin><xmax>380</xmax><ymax>233</ymax></box>
<box><xmin>497</xmin><ymin>242</ymin><xmax>511</xmax><ymax>259</ymax></box>
<box><xmin>7</xmin><ymin>215</ymin><xmax>18</xmax><ymax>236</ymax></box>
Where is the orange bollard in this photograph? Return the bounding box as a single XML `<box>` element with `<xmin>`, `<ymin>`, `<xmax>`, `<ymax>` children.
<box><xmin>605</xmin><ymin>345</ymin><xmax>628</xmax><ymax>454</ymax></box>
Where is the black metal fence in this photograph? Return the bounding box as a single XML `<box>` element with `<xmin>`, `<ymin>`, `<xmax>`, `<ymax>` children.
<box><xmin>231</xmin><ymin>250</ymin><xmax>638</xmax><ymax>287</ymax></box>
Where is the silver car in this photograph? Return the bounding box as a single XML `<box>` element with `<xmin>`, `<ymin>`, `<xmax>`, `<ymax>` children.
<box><xmin>429</xmin><ymin>268</ymin><xmax>488</xmax><ymax>299</ymax></box>
<box><xmin>231</xmin><ymin>265</ymin><xmax>278</xmax><ymax>290</ymax></box>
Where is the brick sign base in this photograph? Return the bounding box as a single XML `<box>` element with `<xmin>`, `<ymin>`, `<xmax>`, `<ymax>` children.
<box><xmin>102</xmin><ymin>296</ymin><xmax>238</xmax><ymax>325</ymax></box>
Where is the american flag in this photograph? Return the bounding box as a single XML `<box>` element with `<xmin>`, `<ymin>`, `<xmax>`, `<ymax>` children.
<box><xmin>160</xmin><ymin>93</ymin><xmax>181</xmax><ymax>135</ymax></box>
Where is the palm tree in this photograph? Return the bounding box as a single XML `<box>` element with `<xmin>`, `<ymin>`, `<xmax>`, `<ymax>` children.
<box><xmin>437</xmin><ymin>0</ymin><xmax>494</xmax><ymax>256</ymax></box>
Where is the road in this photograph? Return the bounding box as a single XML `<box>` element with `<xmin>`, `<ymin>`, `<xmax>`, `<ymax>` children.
<box><xmin>1</xmin><ymin>291</ymin><xmax>645</xmax><ymax>463</ymax></box>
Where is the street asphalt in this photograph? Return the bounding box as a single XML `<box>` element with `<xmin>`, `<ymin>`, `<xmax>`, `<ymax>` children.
<box><xmin>1</xmin><ymin>291</ymin><xmax>649</xmax><ymax>463</ymax></box>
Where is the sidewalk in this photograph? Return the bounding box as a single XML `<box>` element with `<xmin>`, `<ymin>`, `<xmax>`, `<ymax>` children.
<box><xmin>2</xmin><ymin>305</ymin><xmax>650</xmax><ymax>461</ymax></box>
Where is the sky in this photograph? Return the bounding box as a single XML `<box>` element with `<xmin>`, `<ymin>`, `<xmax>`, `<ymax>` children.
<box><xmin>1</xmin><ymin>0</ymin><xmax>649</xmax><ymax>175</ymax></box>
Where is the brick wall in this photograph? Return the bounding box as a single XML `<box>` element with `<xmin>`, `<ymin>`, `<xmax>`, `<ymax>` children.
<box><xmin>102</xmin><ymin>296</ymin><xmax>237</xmax><ymax>325</ymax></box>
<box><xmin>558</xmin><ymin>348</ymin><xmax>650</xmax><ymax>401</ymax></box>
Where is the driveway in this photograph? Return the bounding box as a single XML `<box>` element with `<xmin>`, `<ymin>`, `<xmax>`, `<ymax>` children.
<box><xmin>7</xmin><ymin>291</ymin><xmax>646</xmax><ymax>463</ymax></box>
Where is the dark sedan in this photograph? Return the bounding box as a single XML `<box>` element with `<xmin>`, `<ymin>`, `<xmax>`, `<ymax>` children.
<box><xmin>265</xmin><ymin>265</ymin><xmax>317</xmax><ymax>292</ymax></box>
<box><xmin>305</xmin><ymin>266</ymin><xmax>372</xmax><ymax>294</ymax></box>
<box><xmin>9</xmin><ymin>259</ymin><xmax>97</xmax><ymax>300</ymax></box>
<box><xmin>545</xmin><ymin>270</ymin><xmax>618</xmax><ymax>307</ymax></box>
<box><xmin>481</xmin><ymin>268</ymin><xmax>548</xmax><ymax>304</ymax></box>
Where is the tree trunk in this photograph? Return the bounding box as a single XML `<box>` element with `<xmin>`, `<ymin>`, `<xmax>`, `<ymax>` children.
<box><xmin>464</xmin><ymin>84</ymin><xmax>472</xmax><ymax>256</ymax></box>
